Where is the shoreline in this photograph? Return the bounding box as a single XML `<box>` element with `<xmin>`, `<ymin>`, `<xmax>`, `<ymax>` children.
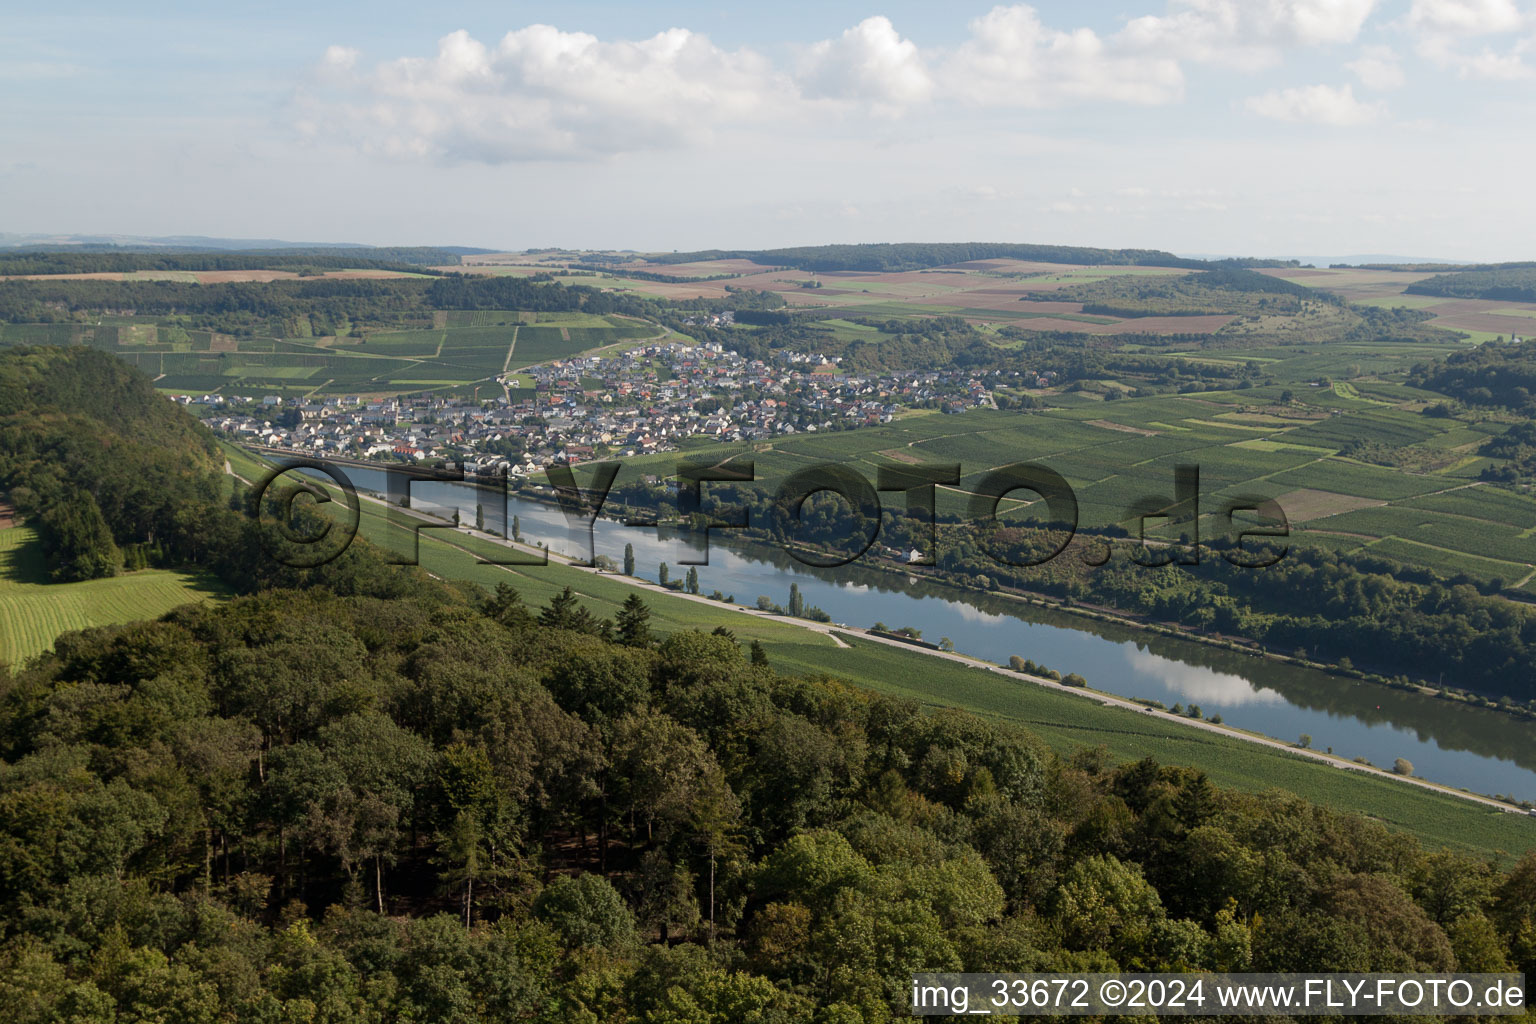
<box><xmin>497</xmin><ymin>475</ymin><xmax>1535</xmax><ymax>726</ymax></box>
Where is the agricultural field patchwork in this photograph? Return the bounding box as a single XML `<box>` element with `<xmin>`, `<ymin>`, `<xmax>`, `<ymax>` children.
<box><xmin>452</xmin><ymin>256</ymin><xmax>1274</xmax><ymax>334</ymax></box>
<box><xmin>0</xmin><ymin>313</ymin><xmax>661</xmax><ymax>398</ymax></box>
<box><xmin>607</xmin><ymin>381</ymin><xmax>1536</xmax><ymax>586</ymax></box>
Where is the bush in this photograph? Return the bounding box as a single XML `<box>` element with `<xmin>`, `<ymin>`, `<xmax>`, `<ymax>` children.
<box><xmin>534</xmin><ymin>874</ymin><xmax>636</xmax><ymax>950</ymax></box>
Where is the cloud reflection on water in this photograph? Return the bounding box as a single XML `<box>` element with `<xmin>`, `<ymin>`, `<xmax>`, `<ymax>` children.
<box><xmin>1125</xmin><ymin>644</ymin><xmax>1287</xmax><ymax>706</ymax></box>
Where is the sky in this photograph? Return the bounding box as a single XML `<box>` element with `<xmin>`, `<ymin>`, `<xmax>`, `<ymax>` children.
<box><xmin>4</xmin><ymin>0</ymin><xmax>1534</xmax><ymax>260</ymax></box>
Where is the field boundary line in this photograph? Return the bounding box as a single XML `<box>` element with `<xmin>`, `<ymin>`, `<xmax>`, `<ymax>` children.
<box><xmin>501</xmin><ymin>325</ymin><xmax>519</xmax><ymax>373</ymax></box>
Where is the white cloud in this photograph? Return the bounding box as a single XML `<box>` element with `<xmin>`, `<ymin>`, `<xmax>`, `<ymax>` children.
<box><xmin>796</xmin><ymin>16</ymin><xmax>933</xmax><ymax>108</ymax></box>
<box><xmin>1245</xmin><ymin>82</ymin><xmax>1386</xmax><ymax>124</ymax></box>
<box><xmin>304</xmin><ymin>10</ymin><xmax>1200</xmax><ymax>163</ymax></box>
<box><xmin>1407</xmin><ymin>0</ymin><xmax>1525</xmax><ymax>35</ymax></box>
<box><xmin>320</xmin><ymin>45</ymin><xmax>358</xmax><ymax>73</ymax></box>
<box><xmin>1406</xmin><ymin>0</ymin><xmax>1534</xmax><ymax>77</ymax></box>
<box><xmin>300</xmin><ymin>5</ymin><xmax>1430</xmax><ymax>165</ymax></box>
<box><xmin>307</xmin><ymin>26</ymin><xmax>784</xmax><ymax>162</ymax></box>
<box><xmin>1451</xmin><ymin>44</ymin><xmax>1536</xmax><ymax>76</ymax></box>
<box><xmin>1117</xmin><ymin>0</ymin><xmax>1380</xmax><ymax>68</ymax></box>
<box><xmin>1415</xmin><ymin>31</ymin><xmax>1535</xmax><ymax>78</ymax></box>
<box><xmin>1347</xmin><ymin>44</ymin><xmax>1406</xmax><ymax>88</ymax></box>
<box><xmin>944</xmin><ymin>4</ymin><xmax>1185</xmax><ymax>106</ymax></box>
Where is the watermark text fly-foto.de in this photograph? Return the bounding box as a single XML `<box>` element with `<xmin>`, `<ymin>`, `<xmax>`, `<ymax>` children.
<box><xmin>250</xmin><ymin>457</ymin><xmax>1290</xmax><ymax>571</ymax></box>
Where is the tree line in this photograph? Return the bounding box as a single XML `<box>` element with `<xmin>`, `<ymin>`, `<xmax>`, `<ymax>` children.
<box><xmin>1408</xmin><ymin>267</ymin><xmax>1536</xmax><ymax>303</ymax></box>
<box><xmin>0</xmin><ymin>247</ymin><xmax>462</xmax><ymax>275</ymax></box>
<box><xmin>1038</xmin><ymin>267</ymin><xmax>1340</xmax><ymax>319</ymax></box>
<box><xmin>1410</xmin><ymin>341</ymin><xmax>1536</xmax><ymax>414</ymax></box>
<box><xmin>647</xmin><ymin>242</ymin><xmax>1203</xmax><ymax>273</ymax></box>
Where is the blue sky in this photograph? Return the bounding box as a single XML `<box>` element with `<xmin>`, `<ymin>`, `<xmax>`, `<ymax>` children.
<box><xmin>5</xmin><ymin>1</ymin><xmax>1534</xmax><ymax>259</ymax></box>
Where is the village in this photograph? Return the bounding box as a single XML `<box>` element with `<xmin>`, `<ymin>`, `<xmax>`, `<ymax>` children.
<box><xmin>188</xmin><ymin>337</ymin><xmax>1031</xmax><ymax>475</ymax></box>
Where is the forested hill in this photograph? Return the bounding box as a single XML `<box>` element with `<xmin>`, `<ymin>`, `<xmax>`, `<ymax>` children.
<box><xmin>0</xmin><ymin>346</ymin><xmax>426</xmax><ymax>592</ymax></box>
<box><xmin>1410</xmin><ymin>341</ymin><xmax>1536</xmax><ymax>412</ymax></box>
<box><xmin>0</xmin><ymin>345</ymin><xmax>218</xmax><ymax>446</ymax></box>
<box><xmin>0</xmin><ymin>347</ymin><xmax>222</xmax><ymax>580</ymax></box>
<box><xmin>1407</xmin><ymin>266</ymin><xmax>1536</xmax><ymax>303</ymax></box>
<box><xmin>647</xmin><ymin>242</ymin><xmax>1206</xmax><ymax>272</ymax></box>
<box><xmin>1028</xmin><ymin>266</ymin><xmax>1341</xmax><ymax>317</ymax></box>
<box><xmin>0</xmin><ymin>247</ymin><xmax>462</xmax><ymax>274</ymax></box>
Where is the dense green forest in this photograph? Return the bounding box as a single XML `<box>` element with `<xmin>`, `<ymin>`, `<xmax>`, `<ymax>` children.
<box><xmin>1410</xmin><ymin>341</ymin><xmax>1536</xmax><ymax>413</ymax></box>
<box><xmin>0</xmin><ymin>348</ymin><xmax>223</xmax><ymax>580</ymax></box>
<box><xmin>1408</xmin><ymin>267</ymin><xmax>1536</xmax><ymax>303</ymax></box>
<box><xmin>5</xmin><ymin>576</ymin><xmax>1535</xmax><ymax>1023</ymax></box>
<box><xmin>0</xmin><ymin>248</ymin><xmax>462</xmax><ymax>275</ymax></box>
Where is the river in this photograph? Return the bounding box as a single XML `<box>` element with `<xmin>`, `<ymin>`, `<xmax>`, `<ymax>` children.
<box><xmin>316</xmin><ymin>462</ymin><xmax>1536</xmax><ymax>803</ymax></box>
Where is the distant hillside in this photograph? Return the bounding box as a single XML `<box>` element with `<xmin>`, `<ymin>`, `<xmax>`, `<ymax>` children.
<box><xmin>1024</xmin><ymin>266</ymin><xmax>1342</xmax><ymax>317</ymax></box>
<box><xmin>646</xmin><ymin>242</ymin><xmax>1208</xmax><ymax>272</ymax></box>
<box><xmin>0</xmin><ymin>233</ymin><xmax>498</xmax><ymax>255</ymax></box>
<box><xmin>1407</xmin><ymin>266</ymin><xmax>1536</xmax><ymax>303</ymax></box>
<box><xmin>0</xmin><ymin>247</ymin><xmax>463</xmax><ymax>274</ymax></box>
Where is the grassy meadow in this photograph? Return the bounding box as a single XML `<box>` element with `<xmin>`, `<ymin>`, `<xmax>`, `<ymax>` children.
<box><xmin>0</xmin><ymin>522</ymin><xmax>225</xmax><ymax>668</ymax></box>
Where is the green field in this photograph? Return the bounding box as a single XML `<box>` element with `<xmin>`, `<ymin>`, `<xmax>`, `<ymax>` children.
<box><xmin>0</xmin><ymin>523</ymin><xmax>225</xmax><ymax>667</ymax></box>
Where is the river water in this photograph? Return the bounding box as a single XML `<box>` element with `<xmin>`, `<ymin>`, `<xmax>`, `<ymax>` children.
<box><xmin>316</xmin><ymin>462</ymin><xmax>1536</xmax><ymax>802</ymax></box>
